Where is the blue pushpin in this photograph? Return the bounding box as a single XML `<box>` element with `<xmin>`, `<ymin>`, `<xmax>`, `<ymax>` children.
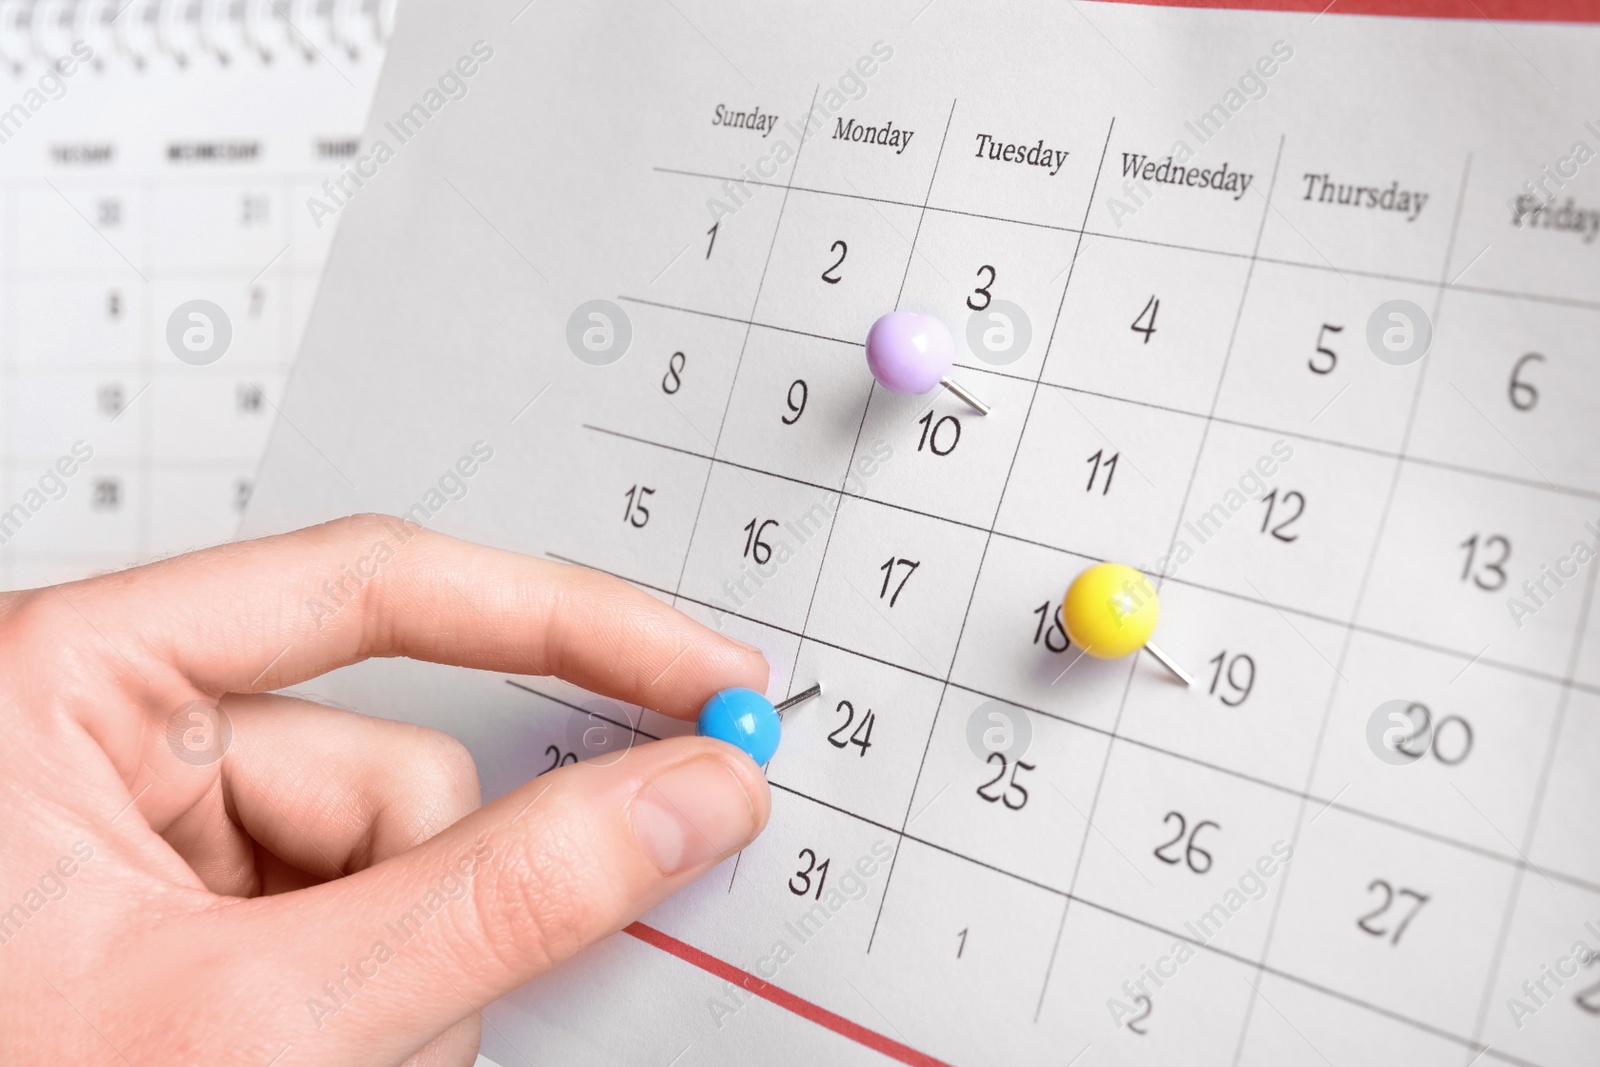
<box><xmin>696</xmin><ymin>683</ymin><xmax>822</xmax><ymax>766</ymax></box>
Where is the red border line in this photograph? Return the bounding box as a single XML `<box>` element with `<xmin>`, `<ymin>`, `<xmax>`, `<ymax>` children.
<box><xmin>624</xmin><ymin>922</ymin><xmax>954</xmax><ymax>1067</ymax></box>
<box><xmin>1103</xmin><ymin>0</ymin><xmax>1600</xmax><ymax>23</ymax></box>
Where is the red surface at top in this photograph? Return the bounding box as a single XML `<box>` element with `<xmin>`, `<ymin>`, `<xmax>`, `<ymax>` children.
<box><xmin>1105</xmin><ymin>0</ymin><xmax>1600</xmax><ymax>24</ymax></box>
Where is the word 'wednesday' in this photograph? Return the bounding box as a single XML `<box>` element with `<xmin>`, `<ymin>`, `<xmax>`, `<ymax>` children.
<box><xmin>1119</xmin><ymin>153</ymin><xmax>1253</xmax><ymax>199</ymax></box>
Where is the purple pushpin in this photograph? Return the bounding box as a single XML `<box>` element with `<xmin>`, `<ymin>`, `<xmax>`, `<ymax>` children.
<box><xmin>865</xmin><ymin>311</ymin><xmax>991</xmax><ymax>415</ymax></box>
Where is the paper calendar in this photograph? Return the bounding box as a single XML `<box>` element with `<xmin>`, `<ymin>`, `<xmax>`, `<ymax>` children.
<box><xmin>238</xmin><ymin>2</ymin><xmax>1600</xmax><ymax>1064</ymax></box>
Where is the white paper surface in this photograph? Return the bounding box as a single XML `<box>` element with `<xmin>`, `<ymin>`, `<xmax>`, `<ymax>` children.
<box><xmin>242</xmin><ymin>3</ymin><xmax>1600</xmax><ymax>1063</ymax></box>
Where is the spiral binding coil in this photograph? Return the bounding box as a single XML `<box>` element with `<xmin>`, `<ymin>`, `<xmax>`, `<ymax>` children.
<box><xmin>0</xmin><ymin>0</ymin><xmax>396</xmax><ymax>73</ymax></box>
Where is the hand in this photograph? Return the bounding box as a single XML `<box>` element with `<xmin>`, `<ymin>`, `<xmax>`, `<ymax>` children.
<box><xmin>0</xmin><ymin>515</ymin><xmax>771</xmax><ymax>1065</ymax></box>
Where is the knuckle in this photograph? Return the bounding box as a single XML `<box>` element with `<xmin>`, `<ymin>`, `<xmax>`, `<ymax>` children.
<box><xmin>296</xmin><ymin>512</ymin><xmax>398</xmax><ymax>565</ymax></box>
<box><xmin>327</xmin><ymin>512</ymin><xmax>398</xmax><ymax>543</ymax></box>
<box><xmin>423</xmin><ymin>729</ymin><xmax>480</xmax><ymax>796</ymax></box>
<box><xmin>0</xmin><ymin>588</ymin><xmax>120</xmax><ymax>686</ymax></box>
<box><xmin>407</xmin><ymin>728</ymin><xmax>481</xmax><ymax>819</ymax></box>
<box><xmin>374</xmin><ymin>727</ymin><xmax>481</xmax><ymax>854</ymax></box>
<box><xmin>309</xmin><ymin>513</ymin><xmax>420</xmax><ymax>652</ymax></box>
<box><xmin>0</xmin><ymin>587</ymin><xmax>63</xmax><ymax>638</ymax></box>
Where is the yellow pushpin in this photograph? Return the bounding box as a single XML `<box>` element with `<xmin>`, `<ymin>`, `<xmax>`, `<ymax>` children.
<box><xmin>1061</xmin><ymin>562</ymin><xmax>1193</xmax><ymax>686</ymax></box>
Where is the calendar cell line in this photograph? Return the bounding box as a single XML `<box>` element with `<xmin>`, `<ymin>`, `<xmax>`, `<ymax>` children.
<box><xmin>208</xmin><ymin>7</ymin><xmax>1600</xmax><ymax>1064</ymax></box>
<box><xmin>738</xmin><ymin>98</ymin><xmax>965</xmax><ymax>899</ymax></box>
<box><xmin>1227</xmin><ymin>156</ymin><xmax>1484</xmax><ymax>1064</ymax></box>
<box><xmin>553</xmin><ymin>468</ymin><xmax>1600</xmax><ymax>897</ymax></box>
<box><xmin>1034</xmin><ymin>134</ymin><xmax>1290</xmax><ymax>1029</ymax></box>
<box><xmin>617</xmin><ymin>293</ymin><xmax>1600</xmax><ymax>507</ymax></box>
<box><xmin>502</xmin><ymin>674</ymin><xmax>1560</xmax><ymax>1064</ymax></box>
<box><xmin>658</xmin><ymin>86</ymin><xmax>821</xmax><ymax>614</ymax></box>
<box><xmin>855</xmin><ymin>113</ymin><xmax>1118</xmax><ymax>959</ymax></box>
<box><xmin>1465</xmin><ymin>535</ymin><xmax>1600</xmax><ymax>1050</ymax></box>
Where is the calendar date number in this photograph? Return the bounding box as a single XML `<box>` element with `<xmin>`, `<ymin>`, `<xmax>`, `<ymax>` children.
<box><xmin>1356</xmin><ymin>879</ymin><xmax>1429</xmax><ymax>945</ymax></box>
<box><xmin>1153</xmin><ymin>810</ymin><xmax>1218</xmax><ymax>874</ymax></box>
<box><xmin>827</xmin><ymin>700</ymin><xmax>875</xmax><ymax>756</ymax></box>
<box><xmin>976</xmin><ymin>752</ymin><xmax>1033</xmax><ymax>810</ymax></box>
<box><xmin>621</xmin><ymin>485</ymin><xmax>654</xmax><ymax>528</ymax></box>
<box><xmin>790</xmin><ymin>848</ymin><xmax>831</xmax><ymax>899</ymax></box>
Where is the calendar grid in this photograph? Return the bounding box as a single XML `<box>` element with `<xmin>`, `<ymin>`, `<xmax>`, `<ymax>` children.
<box><xmin>180</xmin><ymin>7</ymin><xmax>1600</xmax><ymax>1063</ymax></box>
<box><xmin>652</xmin><ymin>166</ymin><xmax>1600</xmax><ymax>316</ymax></box>
<box><xmin>780</xmin><ymin>95</ymin><xmax>961</xmax><ymax>677</ymax></box>
<box><xmin>636</xmin><ymin>84</ymin><xmax>832</xmax><ymax>898</ymax></box>
<box><xmin>580</xmin><ymin>418</ymin><xmax>1600</xmax><ymax>698</ymax></box>
<box><xmin>544</xmin><ymin>538</ymin><xmax>1600</xmax><ymax>896</ymax></box>
<box><xmin>765</xmin><ymin>98</ymin><xmax>962</xmax><ymax>905</ymax></box>
<box><xmin>616</xmin><ymin>296</ymin><xmax>1600</xmax><ymax>506</ymax></box>
<box><xmin>1037</xmin><ymin>132</ymin><xmax>1287</xmax><ymax>1022</ymax></box>
<box><xmin>660</xmin><ymin>85</ymin><xmax>821</xmax><ymax>616</ymax></box>
<box><xmin>595</xmin><ymin>97</ymin><xmax>1599</xmax><ymax>1064</ymax></box>
<box><xmin>1226</xmin><ymin>153</ymin><xmax>1477</xmax><ymax>1066</ymax></box>
<box><xmin>864</xmin><ymin>113</ymin><xmax>1118</xmax><ymax>953</ymax></box>
<box><xmin>508</xmin><ymin>669</ymin><xmax>1551</xmax><ymax>1067</ymax></box>
<box><xmin>550</xmin><ymin>543</ymin><xmax>1600</xmax><ymax>895</ymax></box>
<box><xmin>513</xmin><ymin>679</ymin><xmax>1525</xmax><ymax>1046</ymax></box>
<box><xmin>1466</xmin><ymin>502</ymin><xmax>1600</xmax><ymax>1047</ymax></box>
<box><xmin>613</xmin><ymin>117</ymin><xmax>1599</xmax><ymax>1060</ymax></box>
<box><xmin>891</xmin><ymin>102</ymin><xmax>960</xmax><ymax>308</ymax></box>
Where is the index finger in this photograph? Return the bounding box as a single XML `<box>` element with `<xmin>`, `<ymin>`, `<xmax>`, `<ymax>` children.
<box><xmin>52</xmin><ymin>514</ymin><xmax>767</xmax><ymax>719</ymax></box>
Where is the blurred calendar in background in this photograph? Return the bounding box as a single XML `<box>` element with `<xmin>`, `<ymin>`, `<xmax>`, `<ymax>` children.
<box><xmin>0</xmin><ymin>0</ymin><xmax>389</xmax><ymax>590</ymax></box>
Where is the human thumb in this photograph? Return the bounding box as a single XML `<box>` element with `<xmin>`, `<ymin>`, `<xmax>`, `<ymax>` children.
<box><xmin>191</xmin><ymin>736</ymin><xmax>768</xmax><ymax>1064</ymax></box>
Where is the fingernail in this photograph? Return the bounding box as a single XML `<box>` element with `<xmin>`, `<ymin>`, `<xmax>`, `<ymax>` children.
<box><xmin>632</xmin><ymin>757</ymin><xmax>759</xmax><ymax>876</ymax></box>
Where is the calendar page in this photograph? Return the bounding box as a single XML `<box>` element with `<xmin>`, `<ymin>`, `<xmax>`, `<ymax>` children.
<box><xmin>241</xmin><ymin>1</ymin><xmax>1600</xmax><ymax>1064</ymax></box>
<box><xmin>0</xmin><ymin>0</ymin><xmax>388</xmax><ymax>590</ymax></box>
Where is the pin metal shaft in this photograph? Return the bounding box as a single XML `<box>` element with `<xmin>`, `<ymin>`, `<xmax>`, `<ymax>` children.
<box><xmin>775</xmin><ymin>683</ymin><xmax>823</xmax><ymax>713</ymax></box>
<box><xmin>1143</xmin><ymin>642</ymin><xmax>1193</xmax><ymax>687</ymax></box>
<box><xmin>939</xmin><ymin>377</ymin><xmax>991</xmax><ymax>416</ymax></box>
